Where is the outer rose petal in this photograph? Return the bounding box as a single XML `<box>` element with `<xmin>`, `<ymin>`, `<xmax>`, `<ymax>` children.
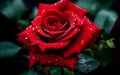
<box><xmin>37</xmin><ymin>0</ymin><xmax>87</xmax><ymax>17</ymax></box>
<box><xmin>84</xmin><ymin>17</ymin><xmax>102</xmax><ymax>47</ymax></box>
<box><xmin>17</xmin><ymin>36</ymin><xmax>38</xmax><ymax>53</ymax></box>
<box><xmin>65</xmin><ymin>1</ymin><xmax>88</xmax><ymax>17</ymax></box>
<box><xmin>37</xmin><ymin>0</ymin><xmax>66</xmax><ymax>16</ymax></box>
<box><xmin>62</xmin><ymin>17</ymin><xmax>102</xmax><ymax>58</ymax></box>
<box><xmin>30</xmin><ymin>52</ymin><xmax>77</xmax><ymax>70</ymax></box>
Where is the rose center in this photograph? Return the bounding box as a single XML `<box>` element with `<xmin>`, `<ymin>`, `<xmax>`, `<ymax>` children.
<box><xmin>49</xmin><ymin>21</ymin><xmax>63</xmax><ymax>31</ymax></box>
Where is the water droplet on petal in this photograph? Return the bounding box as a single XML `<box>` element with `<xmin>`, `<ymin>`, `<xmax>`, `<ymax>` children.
<box><xmin>26</xmin><ymin>27</ymin><xmax>28</xmax><ymax>29</ymax></box>
<box><xmin>75</xmin><ymin>28</ymin><xmax>78</xmax><ymax>31</ymax></box>
<box><xmin>25</xmin><ymin>37</ymin><xmax>28</xmax><ymax>40</ymax></box>
<box><xmin>35</xmin><ymin>26</ymin><xmax>38</xmax><ymax>29</ymax></box>
<box><xmin>81</xmin><ymin>40</ymin><xmax>85</xmax><ymax>45</ymax></box>
<box><xmin>90</xmin><ymin>28</ymin><xmax>93</xmax><ymax>31</ymax></box>
<box><xmin>38</xmin><ymin>30</ymin><xmax>40</xmax><ymax>32</ymax></box>
<box><xmin>27</xmin><ymin>33</ymin><xmax>29</xmax><ymax>35</ymax></box>
<box><xmin>32</xmin><ymin>56</ymin><xmax>35</xmax><ymax>59</ymax></box>
<box><xmin>74</xmin><ymin>18</ymin><xmax>77</xmax><ymax>21</ymax></box>
<box><xmin>31</xmin><ymin>43</ymin><xmax>34</xmax><ymax>45</ymax></box>
<box><xmin>72</xmin><ymin>23</ymin><xmax>76</xmax><ymax>28</ymax></box>
<box><xmin>32</xmin><ymin>28</ymin><xmax>35</xmax><ymax>30</ymax></box>
<box><xmin>42</xmin><ymin>10</ymin><xmax>45</xmax><ymax>12</ymax></box>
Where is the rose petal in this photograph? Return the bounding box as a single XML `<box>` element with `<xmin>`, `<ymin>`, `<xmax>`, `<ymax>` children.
<box><xmin>43</xmin><ymin>27</ymin><xmax>65</xmax><ymax>36</ymax></box>
<box><xmin>65</xmin><ymin>1</ymin><xmax>88</xmax><ymax>17</ymax></box>
<box><xmin>37</xmin><ymin>26</ymin><xmax>54</xmax><ymax>38</ymax></box>
<box><xmin>37</xmin><ymin>0</ymin><xmax>67</xmax><ymax>16</ymax></box>
<box><xmin>29</xmin><ymin>52</ymin><xmax>39</xmax><ymax>68</ymax></box>
<box><xmin>36</xmin><ymin>40</ymin><xmax>71</xmax><ymax>52</ymax></box>
<box><xmin>84</xmin><ymin>17</ymin><xmax>102</xmax><ymax>47</ymax></box>
<box><xmin>44</xmin><ymin>16</ymin><xmax>63</xmax><ymax>31</ymax></box>
<box><xmin>30</xmin><ymin>52</ymin><xmax>77</xmax><ymax>70</ymax></box>
<box><xmin>17</xmin><ymin>36</ymin><xmax>38</xmax><ymax>53</ymax></box>
<box><xmin>38</xmin><ymin>9</ymin><xmax>63</xmax><ymax>23</ymax></box>
<box><xmin>62</xmin><ymin>18</ymin><xmax>102</xmax><ymax>58</ymax></box>
<box><xmin>59</xmin><ymin>27</ymin><xmax>80</xmax><ymax>41</ymax></box>
<box><xmin>56</xmin><ymin>11</ymin><xmax>79</xmax><ymax>40</ymax></box>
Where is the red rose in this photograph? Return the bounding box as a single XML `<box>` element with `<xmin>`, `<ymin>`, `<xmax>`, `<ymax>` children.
<box><xmin>18</xmin><ymin>0</ymin><xmax>102</xmax><ymax>70</ymax></box>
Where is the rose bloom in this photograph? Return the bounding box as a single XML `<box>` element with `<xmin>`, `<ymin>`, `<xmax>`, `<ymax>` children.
<box><xmin>18</xmin><ymin>0</ymin><xmax>102</xmax><ymax>70</ymax></box>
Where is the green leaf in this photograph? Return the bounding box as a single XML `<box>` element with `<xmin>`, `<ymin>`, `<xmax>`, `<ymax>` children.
<box><xmin>98</xmin><ymin>0</ymin><xmax>114</xmax><ymax>8</ymax></box>
<box><xmin>94</xmin><ymin>9</ymin><xmax>118</xmax><ymax>34</ymax></box>
<box><xmin>106</xmin><ymin>38</ymin><xmax>116</xmax><ymax>48</ymax></box>
<box><xmin>30</xmin><ymin>7</ymin><xmax>38</xmax><ymax>19</ymax></box>
<box><xmin>74</xmin><ymin>0</ymin><xmax>100</xmax><ymax>15</ymax></box>
<box><xmin>51</xmin><ymin>67</ymin><xmax>61</xmax><ymax>75</ymax></box>
<box><xmin>19</xmin><ymin>20</ymin><xmax>30</xmax><ymax>29</ymax></box>
<box><xmin>0</xmin><ymin>0</ymin><xmax>26</xmax><ymax>20</ymax></box>
<box><xmin>74</xmin><ymin>0</ymin><xmax>114</xmax><ymax>16</ymax></box>
<box><xmin>93</xmin><ymin>43</ymin><xmax>114</xmax><ymax>67</ymax></box>
<box><xmin>19</xmin><ymin>69</ymin><xmax>40</xmax><ymax>75</ymax></box>
<box><xmin>74</xmin><ymin>54</ymin><xmax>100</xmax><ymax>74</ymax></box>
<box><xmin>0</xmin><ymin>42</ymin><xmax>20</xmax><ymax>58</ymax></box>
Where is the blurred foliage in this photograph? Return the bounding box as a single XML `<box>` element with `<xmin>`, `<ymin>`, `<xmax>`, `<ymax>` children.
<box><xmin>19</xmin><ymin>69</ymin><xmax>40</xmax><ymax>75</ymax></box>
<box><xmin>74</xmin><ymin>54</ymin><xmax>100</xmax><ymax>74</ymax></box>
<box><xmin>94</xmin><ymin>9</ymin><xmax>118</xmax><ymax>34</ymax></box>
<box><xmin>0</xmin><ymin>42</ymin><xmax>20</xmax><ymax>58</ymax></box>
<box><xmin>0</xmin><ymin>0</ymin><xmax>119</xmax><ymax>75</ymax></box>
<box><xmin>0</xmin><ymin>0</ymin><xmax>25</xmax><ymax>20</ymax></box>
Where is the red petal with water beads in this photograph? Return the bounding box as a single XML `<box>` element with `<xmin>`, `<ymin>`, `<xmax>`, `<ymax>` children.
<box><xmin>61</xmin><ymin>17</ymin><xmax>102</xmax><ymax>58</ymax></box>
<box><xmin>30</xmin><ymin>52</ymin><xmax>77</xmax><ymax>70</ymax></box>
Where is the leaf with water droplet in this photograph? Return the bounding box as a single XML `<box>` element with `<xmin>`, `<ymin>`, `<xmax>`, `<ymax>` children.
<box><xmin>74</xmin><ymin>54</ymin><xmax>100</xmax><ymax>74</ymax></box>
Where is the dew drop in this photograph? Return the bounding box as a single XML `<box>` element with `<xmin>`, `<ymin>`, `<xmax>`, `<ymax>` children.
<box><xmin>25</xmin><ymin>37</ymin><xmax>28</xmax><ymax>40</ymax></box>
<box><xmin>42</xmin><ymin>10</ymin><xmax>45</xmax><ymax>12</ymax></box>
<box><xmin>81</xmin><ymin>40</ymin><xmax>85</xmax><ymax>45</ymax></box>
<box><xmin>31</xmin><ymin>21</ymin><xmax>33</xmax><ymax>24</ymax></box>
<box><xmin>74</xmin><ymin>18</ymin><xmax>77</xmax><ymax>21</ymax></box>
<box><xmin>26</xmin><ymin>27</ymin><xmax>28</xmax><ymax>29</ymax></box>
<box><xmin>75</xmin><ymin>28</ymin><xmax>79</xmax><ymax>31</ymax></box>
<box><xmin>31</xmin><ymin>43</ymin><xmax>34</xmax><ymax>45</ymax></box>
<box><xmin>32</xmin><ymin>56</ymin><xmax>35</xmax><ymax>59</ymax></box>
<box><xmin>72</xmin><ymin>23</ymin><xmax>75</xmax><ymax>28</ymax></box>
<box><xmin>38</xmin><ymin>16</ymin><xmax>41</xmax><ymax>18</ymax></box>
<box><xmin>27</xmin><ymin>33</ymin><xmax>29</xmax><ymax>35</ymax></box>
<box><xmin>35</xmin><ymin>26</ymin><xmax>38</xmax><ymax>29</ymax></box>
<box><xmin>32</xmin><ymin>28</ymin><xmax>35</xmax><ymax>30</ymax></box>
<box><xmin>90</xmin><ymin>28</ymin><xmax>93</xmax><ymax>31</ymax></box>
<box><xmin>38</xmin><ymin>30</ymin><xmax>40</xmax><ymax>32</ymax></box>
